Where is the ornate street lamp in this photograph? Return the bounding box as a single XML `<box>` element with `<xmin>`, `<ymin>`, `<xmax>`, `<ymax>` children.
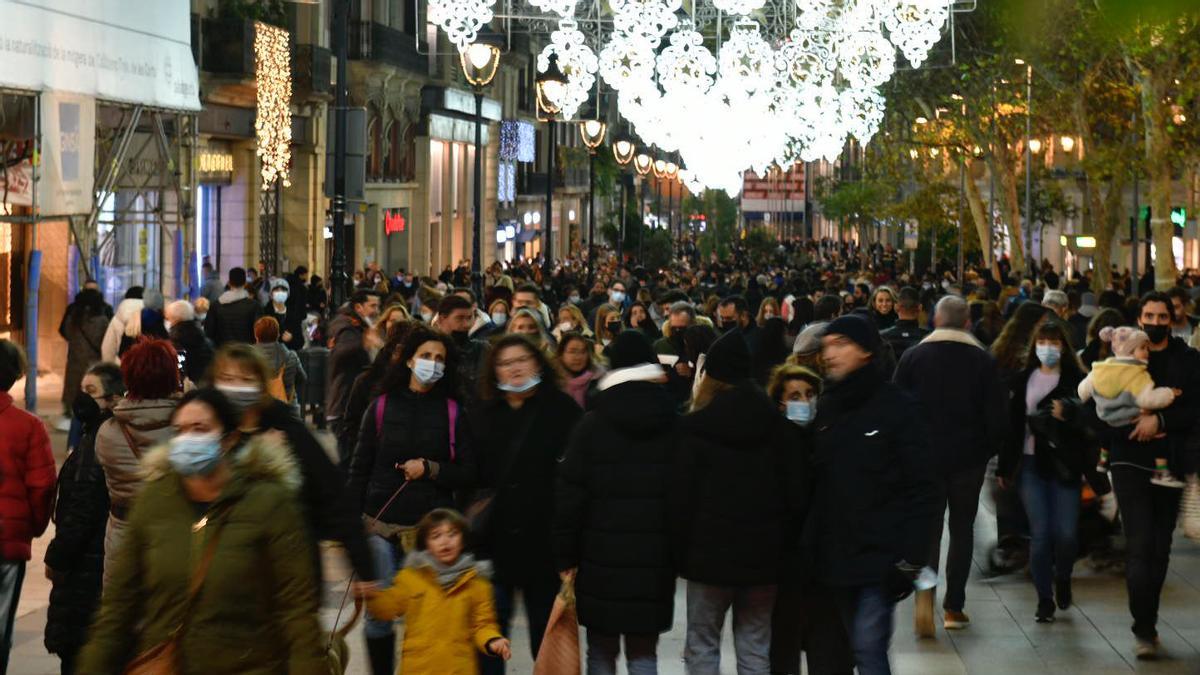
<box><xmin>537</xmin><ymin>54</ymin><xmax>569</xmax><ymax>268</ymax></box>
<box><xmin>579</xmin><ymin>118</ymin><xmax>607</xmax><ymax>284</ymax></box>
<box><xmin>613</xmin><ymin>137</ymin><xmax>636</xmax><ymax>165</ymax></box>
<box><xmin>461</xmin><ymin>34</ymin><xmax>503</xmax><ymax>301</ymax></box>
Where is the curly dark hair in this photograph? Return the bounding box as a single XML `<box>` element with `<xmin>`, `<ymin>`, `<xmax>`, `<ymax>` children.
<box><xmin>478</xmin><ymin>333</ymin><xmax>562</xmax><ymax>401</ymax></box>
<box><xmin>379</xmin><ymin>324</ymin><xmax>460</xmax><ymax>398</ymax></box>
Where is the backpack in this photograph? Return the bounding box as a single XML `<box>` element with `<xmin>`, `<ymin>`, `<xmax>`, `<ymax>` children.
<box><xmin>266</xmin><ymin>364</ymin><xmax>290</xmax><ymax>402</ymax></box>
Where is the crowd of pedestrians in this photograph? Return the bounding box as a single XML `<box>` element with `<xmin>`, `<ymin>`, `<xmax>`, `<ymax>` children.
<box><xmin>0</xmin><ymin>241</ymin><xmax>1198</xmax><ymax>674</ymax></box>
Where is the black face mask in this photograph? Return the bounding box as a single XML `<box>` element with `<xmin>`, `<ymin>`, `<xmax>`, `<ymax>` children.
<box><xmin>1143</xmin><ymin>324</ymin><xmax>1170</xmax><ymax>345</ymax></box>
<box><xmin>451</xmin><ymin>330</ymin><xmax>470</xmax><ymax>345</ymax></box>
<box><xmin>719</xmin><ymin>320</ymin><xmax>737</xmax><ymax>333</ymax></box>
<box><xmin>72</xmin><ymin>392</ymin><xmax>103</xmax><ymax>427</ymax></box>
<box><xmin>607</xmin><ymin>321</ymin><xmax>622</xmax><ymax>336</ymax></box>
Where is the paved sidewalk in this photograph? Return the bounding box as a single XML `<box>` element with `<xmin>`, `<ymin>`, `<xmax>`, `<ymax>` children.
<box><xmin>10</xmin><ymin>425</ymin><xmax>1200</xmax><ymax>673</ymax></box>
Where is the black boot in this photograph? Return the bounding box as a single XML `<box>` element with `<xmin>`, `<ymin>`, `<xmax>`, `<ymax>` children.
<box><xmin>1056</xmin><ymin>577</ymin><xmax>1073</xmax><ymax>610</ymax></box>
<box><xmin>365</xmin><ymin>634</ymin><xmax>396</xmax><ymax>675</ymax></box>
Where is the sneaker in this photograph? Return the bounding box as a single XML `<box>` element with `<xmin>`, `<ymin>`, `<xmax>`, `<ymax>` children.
<box><xmin>1135</xmin><ymin>637</ymin><xmax>1160</xmax><ymax>660</ymax></box>
<box><xmin>914</xmin><ymin>589</ymin><xmax>936</xmax><ymax>638</ymax></box>
<box><xmin>1055</xmin><ymin>578</ymin><xmax>1072</xmax><ymax>611</ymax></box>
<box><xmin>1035</xmin><ymin>599</ymin><xmax>1055</xmax><ymax>624</ymax></box>
<box><xmin>1150</xmin><ymin>470</ymin><xmax>1186</xmax><ymax>489</ymax></box>
<box><xmin>943</xmin><ymin>610</ymin><xmax>970</xmax><ymax>630</ymax></box>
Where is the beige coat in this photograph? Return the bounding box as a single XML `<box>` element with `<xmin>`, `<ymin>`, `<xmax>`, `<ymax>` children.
<box><xmin>94</xmin><ymin>397</ymin><xmax>177</xmax><ymax>586</ymax></box>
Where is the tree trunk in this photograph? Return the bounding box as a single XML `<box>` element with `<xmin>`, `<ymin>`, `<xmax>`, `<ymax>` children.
<box><xmin>1136</xmin><ymin>66</ymin><xmax>1179</xmax><ymax>289</ymax></box>
<box><xmin>964</xmin><ymin>161</ymin><xmax>995</xmax><ymax>275</ymax></box>
<box><xmin>1090</xmin><ymin>176</ymin><xmax>1125</xmax><ymax>294</ymax></box>
<box><xmin>991</xmin><ymin>146</ymin><xmax>1027</xmax><ymax>275</ymax></box>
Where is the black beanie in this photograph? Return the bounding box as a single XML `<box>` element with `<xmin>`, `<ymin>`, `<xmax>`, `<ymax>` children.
<box><xmin>607</xmin><ymin>330</ymin><xmax>658</xmax><ymax>369</ymax></box>
<box><xmin>825</xmin><ymin>314</ymin><xmax>880</xmax><ymax>355</ymax></box>
<box><xmin>703</xmin><ymin>329</ymin><xmax>751</xmax><ymax>383</ymax></box>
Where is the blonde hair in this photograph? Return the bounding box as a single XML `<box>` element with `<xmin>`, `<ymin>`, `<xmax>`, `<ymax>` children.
<box><xmin>690</xmin><ymin>372</ymin><xmax>735</xmax><ymax>412</ymax></box>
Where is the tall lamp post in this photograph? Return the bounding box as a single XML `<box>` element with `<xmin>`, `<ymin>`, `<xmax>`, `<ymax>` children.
<box><xmin>579</xmin><ymin>119</ymin><xmax>607</xmax><ymax>286</ymax></box>
<box><xmin>330</xmin><ymin>0</ymin><xmax>349</xmax><ymax>308</ymax></box>
<box><xmin>536</xmin><ymin>55</ymin><xmax>567</xmax><ymax>270</ymax></box>
<box><xmin>634</xmin><ymin>152</ymin><xmax>652</xmax><ymax>263</ymax></box>
<box><xmin>612</xmin><ymin>135</ymin><xmax>635</xmax><ymax>261</ymax></box>
<box><xmin>1017</xmin><ymin>58</ymin><xmax>1035</xmax><ymax>278</ymax></box>
<box><xmin>461</xmin><ymin>37</ymin><xmax>502</xmax><ymax>303</ymax></box>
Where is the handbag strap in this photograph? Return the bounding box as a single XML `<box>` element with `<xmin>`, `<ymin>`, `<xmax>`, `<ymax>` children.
<box><xmin>115</xmin><ymin>419</ymin><xmax>143</xmax><ymax>459</ymax></box>
<box><xmin>175</xmin><ymin>509</ymin><xmax>229</xmax><ymax>637</ymax></box>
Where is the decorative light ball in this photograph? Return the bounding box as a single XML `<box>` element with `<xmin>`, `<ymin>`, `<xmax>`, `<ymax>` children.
<box><xmin>656</xmin><ymin>25</ymin><xmax>717</xmax><ymax>96</ymax></box>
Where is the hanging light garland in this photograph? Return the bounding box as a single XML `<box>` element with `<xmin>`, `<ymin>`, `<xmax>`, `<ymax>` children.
<box><xmin>254</xmin><ymin>21</ymin><xmax>292</xmax><ymax>188</ymax></box>
<box><xmin>428</xmin><ymin>0</ymin><xmax>495</xmax><ymax>51</ymax></box>
<box><xmin>426</xmin><ymin>0</ymin><xmax>952</xmax><ymax>193</ymax></box>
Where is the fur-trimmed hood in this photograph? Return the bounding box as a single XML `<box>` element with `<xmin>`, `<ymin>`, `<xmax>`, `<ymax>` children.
<box><xmin>140</xmin><ymin>431</ymin><xmax>302</xmax><ymax>492</ymax></box>
<box><xmin>919</xmin><ymin>327</ymin><xmax>985</xmax><ymax>350</ymax></box>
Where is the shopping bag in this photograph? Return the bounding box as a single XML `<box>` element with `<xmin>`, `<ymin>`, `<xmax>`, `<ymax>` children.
<box><xmin>1181</xmin><ymin>474</ymin><xmax>1200</xmax><ymax>541</ymax></box>
<box><xmin>532</xmin><ymin>578</ymin><xmax>581</xmax><ymax>675</ymax></box>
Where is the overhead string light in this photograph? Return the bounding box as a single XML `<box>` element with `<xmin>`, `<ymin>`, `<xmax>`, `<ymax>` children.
<box><xmin>428</xmin><ymin>0</ymin><xmax>495</xmax><ymax>51</ymax></box>
<box><xmin>426</xmin><ymin>0</ymin><xmax>952</xmax><ymax>192</ymax></box>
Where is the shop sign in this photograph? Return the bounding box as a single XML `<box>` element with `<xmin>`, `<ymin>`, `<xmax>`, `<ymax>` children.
<box><xmin>384</xmin><ymin>208</ymin><xmax>407</xmax><ymax>235</ymax></box>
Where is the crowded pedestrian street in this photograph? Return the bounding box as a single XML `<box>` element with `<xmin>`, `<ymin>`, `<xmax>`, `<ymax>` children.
<box><xmin>7</xmin><ymin>0</ymin><xmax>1200</xmax><ymax>674</ymax></box>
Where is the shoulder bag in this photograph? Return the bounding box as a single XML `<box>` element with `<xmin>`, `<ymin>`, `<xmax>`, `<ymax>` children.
<box><xmin>123</xmin><ymin>512</ymin><xmax>228</xmax><ymax>674</ymax></box>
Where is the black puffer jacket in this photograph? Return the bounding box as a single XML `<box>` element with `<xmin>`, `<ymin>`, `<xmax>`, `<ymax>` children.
<box><xmin>326</xmin><ymin>307</ymin><xmax>369</xmax><ymax>428</ymax></box>
<box><xmin>554</xmin><ymin>380</ymin><xmax>677</xmax><ymax>635</ymax></box>
<box><xmin>169</xmin><ymin>320</ymin><xmax>213</xmax><ymax>385</ymax></box>
<box><xmin>807</xmin><ymin>365</ymin><xmax>940</xmax><ymax>587</ymax></box>
<box><xmin>348</xmin><ymin>388</ymin><xmax>474</xmax><ymax>527</ymax></box>
<box><xmin>471</xmin><ymin>386</ymin><xmax>582</xmax><ymax>586</ymax></box>
<box><xmin>204</xmin><ymin>289</ymin><xmax>262</xmax><ymax>346</ymax></box>
<box><xmin>672</xmin><ymin>381</ymin><xmax>790</xmax><ymax>587</ymax></box>
<box><xmin>44</xmin><ymin>410</ymin><xmax>110</xmax><ymax>656</ymax></box>
<box><xmin>254</xmin><ymin>400</ymin><xmax>373</xmax><ymax>579</ymax></box>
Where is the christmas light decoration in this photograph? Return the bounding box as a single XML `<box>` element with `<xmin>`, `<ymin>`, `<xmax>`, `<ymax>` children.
<box><xmin>537</xmin><ymin>20</ymin><xmax>598</xmax><ymax>120</ymax></box>
<box><xmin>254</xmin><ymin>21</ymin><xmax>292</xmax><ymax>188</ymax></box>
<box><xmin>428</xmin><ymin>0</ymin><xmax>494</xmax><ymax>51</ymax></box>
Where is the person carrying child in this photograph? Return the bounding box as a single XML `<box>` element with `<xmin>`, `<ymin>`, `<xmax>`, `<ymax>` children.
<box><xmin>359</xmin><ymin>508</ymin><xmax>512</xmax><ymax>674</ymax></box>
<box><xmin>1078</xmin><ymin>326</ymin><xmax>1183</xmax><ymax>488</ymax></box>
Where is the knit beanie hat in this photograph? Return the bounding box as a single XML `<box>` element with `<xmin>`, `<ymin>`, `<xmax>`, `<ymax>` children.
<box><xmin>270</xmin><ymin>277</ymin><xmax>290</xmax><ymax>293</ymax></box>
<box><xmin>607</xmin><ymin>330</ymin><xmax>658</xmax><ymax>370</ymax></box>
<box><xmin>703</xmin><ymin>329</ymin><xmax>751</xmax><ymax>383</ymax></box>
<box><xmin>1100</xmin><ymin>325</ymin><xmax>1149</xmax><ymax>358</ymax></box>
<box><xmin>825</xmin><ymin>314</ymin><xmax>880</xmax><ymax>355</ymax></box>
<box><xmin>792</xmin><ymin>321</ymin><xmax>827</xmax><ymax>356</ymax></box>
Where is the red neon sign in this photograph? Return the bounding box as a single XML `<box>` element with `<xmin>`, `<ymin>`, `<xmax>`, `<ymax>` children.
<box><xmin>385</xmin><ymin>209</ymin><xmax>406</xmax><ymax>235</ymax></box>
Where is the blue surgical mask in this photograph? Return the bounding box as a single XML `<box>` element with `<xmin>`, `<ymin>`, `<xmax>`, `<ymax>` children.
<box><xmin>412</xmin><ymin>358</ymin><xmax>445</xmax><ymax>385</ymax></box>
<box><xmin>168</xmin><ymin>432</ymin><xmax>224</xmax><ymax>476</ymax></box>
<box><xmin>498</xmin><ymin>374</ymin><xmax>542</xmax><ymax>393</ymax></box>
<box><xmin>610</xmin><ymin>290</ymin><xmax>626</xmax><ymax>304</ymax></box>
<box><xmin>272</xmin><ymin>290</ymin><xmax>288</xmax><ymax>304</ymax></box>
<box><xmin>786</xmin><ymin>400</ymin><xmax>815</xmax><ymax>426</ymax></box>
<box><xmin>1035</xmin><ymin>344</ymin><xmax>1062</xmax><ymax>367</ymax></box>
<box><xmin>491</xmin><ymin>311</ymin><xmax>508</xmax><ymax>327</ymax></box>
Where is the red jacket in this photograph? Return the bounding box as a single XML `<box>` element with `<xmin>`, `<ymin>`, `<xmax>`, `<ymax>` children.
<box><xmin>0</xmin><ymin>392</ymin><xmax>55</xmax><ymax>560</ymax></box>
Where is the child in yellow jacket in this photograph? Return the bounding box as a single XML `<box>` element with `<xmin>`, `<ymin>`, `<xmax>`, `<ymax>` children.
<box><xmin>363</xmin><ymin>508</ymin><xmax>512</xmax><ymax>675</ymax></box>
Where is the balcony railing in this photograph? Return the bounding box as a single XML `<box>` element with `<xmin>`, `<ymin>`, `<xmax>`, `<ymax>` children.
<box><xmin>200</xmin><ymin>16</ymin><xmax>256</xmax><ymax>76</ymax></box>
<box><xmin>293</xmin><ymin>44</ymin><xmax>332</xmax><ymax>96</ymax></box>
<box><xmin>348</xmin><ymin>21</ymin><xmax>425</xmax><ymax>74</ymax></box>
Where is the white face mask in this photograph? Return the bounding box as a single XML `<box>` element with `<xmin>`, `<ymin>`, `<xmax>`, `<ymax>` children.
<box><xmin>557</xmin><ymin>321</ymin><xmax>575</xmax><ymax>333</ymax></box>
<box><xmin>412</xmin><ymin>358</ymin><xmax>445</xmax><ymax>385</ymax></box>
<box><xmin>272</xmin><ymin>291</ymin><xmax>288</xmax><ymax>304</ymax></box>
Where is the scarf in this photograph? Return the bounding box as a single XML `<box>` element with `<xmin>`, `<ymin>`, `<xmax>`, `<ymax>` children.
<box><xmin>405</xmin><ymin>550</ymin><xmax>492</xmax><ymax>589</ymax></box>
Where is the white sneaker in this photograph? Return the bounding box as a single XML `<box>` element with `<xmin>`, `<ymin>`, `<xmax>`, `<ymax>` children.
<box><xmin>1151</xmin><ymin>470</ymin><xmax>1186</xmax><ymax>489</ymax></box>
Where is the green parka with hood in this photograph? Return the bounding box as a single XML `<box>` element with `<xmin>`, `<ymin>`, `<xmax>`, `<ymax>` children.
<box><xmin>79</xmin><ymin>434</ymin><xmax>330</xmax><ymax>674</ymax></box>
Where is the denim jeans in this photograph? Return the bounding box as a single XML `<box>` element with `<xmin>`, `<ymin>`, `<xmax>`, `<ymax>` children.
<box><xmin>683</xmin><ymin>580</ymin><xmax>775</xmax><ymax>675</ymax></box>
<box><xmin>364</xmin><ymin>535</ymin><xmax>405</xmax><ymax>639</ymax></box>
<box><xmin>586</xmin><ymin>630</ymin><xmax>658</xmax><ymax>675</ymax></box>
<box><xmin>1017</xmin><ymin>461</ymin><xmax>1079</xmax><ymax>602</ymax></box>
<box><xmin>928</xmin><ymin>462</ymin><xmax>989</xmax><ymax>612</ymax></box>
<box><xmin>0</xmin><ymin>561</ymin><xmax>26</xmax><ymax>675</ymax></box>
<box><xmin>480</xmin><ymin>578</ymin><xmax>559</xmax><ymax>675</ymax></box>
<box><xmin>832</xmin><ymin>584</ymin><xmax>893</xmax><ymax>675</ymax></box>
<box><xmin>1111</xmin><ymin>465</ymin><xmax>1181</xmax><ymax>640</ymax></box>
